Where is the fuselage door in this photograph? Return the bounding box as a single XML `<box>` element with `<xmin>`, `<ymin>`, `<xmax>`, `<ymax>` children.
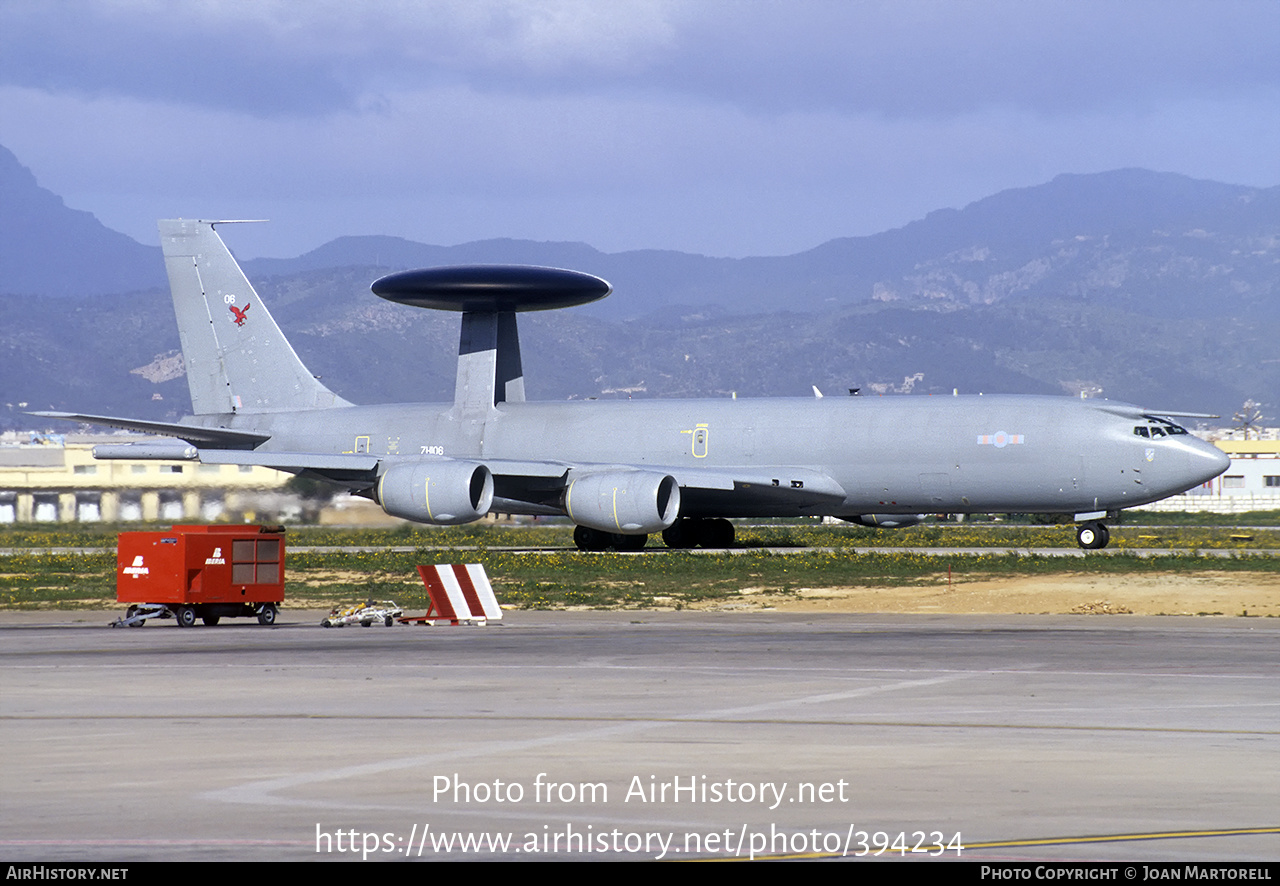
<box><xmin>692</xmin><ymin>425</ymin><xmax>708</xmax><ymax>458</ymax></box>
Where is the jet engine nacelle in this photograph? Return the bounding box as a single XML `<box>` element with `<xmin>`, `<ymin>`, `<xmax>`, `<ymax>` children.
<box><xmin>840</xmin><ymin>514</ymin><xmax>926</xmax><ymax>529</ymax></box>
<box><xmin>376</xmin><ymin>460</ymin><xmax>494</xmax><ymax>525</ymax></box>
<box><xmin>565</xmin><ymin>471</ymin><xmax>681</xmax><ymax>534</ymax></box>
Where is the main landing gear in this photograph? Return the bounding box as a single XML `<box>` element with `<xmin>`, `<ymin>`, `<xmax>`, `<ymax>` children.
<box><xmin>570</xmin><ymin>518</ymin><xmax>738</xmax><ymax>552</ymax></box>
<box><xmin>573</xmin><ymin>526</ymin><xmax>648</xmax><ymax>552</ymax></box>
<box><xmin>661</xmin><ymin>518</ymin><xmax>735</xmax><ymax>550</ymax></box>
<box><xmin>1076</xmin><ymin>521</ymin><xmax>1110</xmax><ymax>550</ymax></box>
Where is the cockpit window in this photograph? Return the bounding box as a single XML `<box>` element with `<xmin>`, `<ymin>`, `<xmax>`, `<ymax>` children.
<box><xmin>1136</xmin><ymin>415</ymin><xmax>1189</xmax><ymax>438</ymax></box>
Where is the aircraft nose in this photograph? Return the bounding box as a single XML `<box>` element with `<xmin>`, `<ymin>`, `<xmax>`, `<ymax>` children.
<box><xmin>1187</xmin><ymin>439</ymin><xmax>1230</xmax><ymax>486</ymax></box>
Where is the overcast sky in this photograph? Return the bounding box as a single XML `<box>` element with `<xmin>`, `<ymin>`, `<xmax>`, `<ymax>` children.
<box><xmin>2</xmin><ymin>0</ymin><xmax>1278</xmax><ymax>259</ymax></box>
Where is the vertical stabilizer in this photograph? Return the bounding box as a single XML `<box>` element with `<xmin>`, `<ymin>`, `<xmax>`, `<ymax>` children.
<box><xmin>159</xmin><ymin>219</ymin><xmax>348</xmax><ymax>415</ymax></box>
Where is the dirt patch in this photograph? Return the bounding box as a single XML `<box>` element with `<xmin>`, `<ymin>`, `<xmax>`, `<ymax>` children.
<box><xmin>688</xmin><ymin>572</ymin><xmax>1280</xmax><ymax>616</ymax></box>
<box><xmin>294</xmin><ymin>570</ymin><xmax>410</xmax><ymax>586</ymax></box>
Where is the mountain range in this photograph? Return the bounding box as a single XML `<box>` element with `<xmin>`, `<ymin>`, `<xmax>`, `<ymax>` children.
<box><xmin>2</xmin><ymin>142</ymin><xmax>1278</xmax><ymax>430</ymax></box>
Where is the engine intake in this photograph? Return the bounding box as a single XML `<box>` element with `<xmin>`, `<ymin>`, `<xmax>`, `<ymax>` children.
<box><xmin>565</xmin><ymin>471</ymin><xmax>681</xmax><ymax>535</ymax></box>
<box><xmin>376</xmin><ymin>460</ymin><xmax>494</xmax><ymax>525</ymax></box>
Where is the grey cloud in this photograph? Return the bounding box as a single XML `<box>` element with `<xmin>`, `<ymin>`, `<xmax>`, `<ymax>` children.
<box><xmin>3</xmin><ymin>1</ymin><xmax>1277</xmax><ymax>120</ymax></box>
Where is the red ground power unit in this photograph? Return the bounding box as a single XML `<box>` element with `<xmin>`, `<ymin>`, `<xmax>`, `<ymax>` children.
<box><xmin>114</xmin><ymin>525</ymin><xmax>285</xmax><ymax>627</ymax></box>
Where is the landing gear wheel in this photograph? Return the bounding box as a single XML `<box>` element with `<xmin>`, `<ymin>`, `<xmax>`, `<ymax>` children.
<box><xmin>703</xmin><ymin>518</ymin><xmax>735</xmax><ymax>549</ymax></box>
<box><xmin>202</xmin><ymin>615</ymin><xmax>220</xmax><ymax>626</ymax></box>
<box><xmin>125</xmin><ymin>605</ymin><xmax>145</xmax><ymax>627</ymax></box>
<box><xmin>175</xmin><ymin>605</ymin><xmax>197</xmax><ymax>628</ymax></box>
<box><xmin>1076</xmin><ymin>522</ymin><xmax>1110</xmax><ymax>550</ymax></box>
<box><xmin>612</xmin><ymin>533</ymin><xmax>647</xmax><ymax>552</ymax></box>
<box><xmin>385</xmin><ymin>615</ymin><xmax>395</xmax><ymax>627</ymax></box>
<box><xmin>573</xmin><ymin>525</ymin><xmax>610</xmax><ymax>552</ymax></box>
<box><xmin>663</xmin><ymin>518</ymin><xmax>735</xmax><ymax>549</ymax></box>
<box><xmin>662</xmin><ymin>521</ymin><xmax>697</xmax><ymax>549</ymax></box>
<box><xmin>257</xmin><ymin>603</ymin><xmax>278</xmax><ymax>626</ymax></box>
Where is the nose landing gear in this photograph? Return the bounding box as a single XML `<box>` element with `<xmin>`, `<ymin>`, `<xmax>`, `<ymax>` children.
<box><xmin>1076</xmin><ymin>521</ymin><xmax>1110</xmax><ymax>550</ymax></box>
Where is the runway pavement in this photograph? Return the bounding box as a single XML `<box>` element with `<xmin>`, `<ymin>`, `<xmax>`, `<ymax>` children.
<box><xmin>2</xmin><ymin>609</ymin><xmax>1277</xmax><ymax>862</ymax></box>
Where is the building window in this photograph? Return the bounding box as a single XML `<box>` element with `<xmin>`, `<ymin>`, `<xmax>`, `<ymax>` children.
<box><xmin>1223</xmin><ymin>475</ymin><xmax>1246</xmax><ymax>489</ymax></box>
<box><xmin>198</xmin><ymin>464</ymin><xmax>222</xmax><ymax>474</ymax></box>
<box><xmin>73</xmin><ymin>465</ymin><xmax>97</xmax><ymax>475</ymax></box>
<box><xmin>76</xmin><ymin>494</ymin><xmax>101</xmax><ymax>522</ymax></box>
<box><xmin>1265</xmin><ymin>476</ymin><xmax>1280</xmax><ymax>488</ymax></box>
<box><xmin>162</xmin><ymin>465</ymin><xmax>184</xmax><ymax>474</ymax></box>
<box><xmin>131</xmin><ymin>464</ymin><xmax>148</xmax><ymax>474</ymax></box>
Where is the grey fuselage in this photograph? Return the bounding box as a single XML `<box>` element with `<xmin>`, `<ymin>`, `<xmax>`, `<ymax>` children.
<box><xmin>192</xmin><ymin>392</ymin><xmax>1228</xmax><ymax>518</ymax></box>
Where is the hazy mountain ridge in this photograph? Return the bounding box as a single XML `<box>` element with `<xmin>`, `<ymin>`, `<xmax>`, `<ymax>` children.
<box><xmin>245</xmin><ymin>170</ymin><xmax>1280</xmax><ymax>323</ymax></box>
<box><xmin>0</xmin><ymin>146</ymin><xmax>165</xmax><ymax>296</ymax></box>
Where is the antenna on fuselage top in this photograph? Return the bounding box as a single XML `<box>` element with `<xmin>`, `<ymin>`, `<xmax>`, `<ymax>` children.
<box><xmin>370</xmin><ymin>265</ymin><xmax>612</xmax><ymax>417</ymax></box>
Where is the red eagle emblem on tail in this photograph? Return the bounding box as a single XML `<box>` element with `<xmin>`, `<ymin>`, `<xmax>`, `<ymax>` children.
<box><xmin>229</xmin><ymin>302</ymin><xmax>251</xmax><ymax>326</ymax></box>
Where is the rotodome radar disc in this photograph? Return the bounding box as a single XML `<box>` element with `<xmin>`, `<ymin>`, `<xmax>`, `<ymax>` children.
<box><xmin>371</xmin><ymin>265</ymin><xmax>612</xmax><ymax>312</ymax></box>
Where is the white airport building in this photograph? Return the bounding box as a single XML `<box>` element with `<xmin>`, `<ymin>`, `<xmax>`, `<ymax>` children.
<box><xmin>0</xmin><ymin>432</ymin><xmax>293</xmax><ymax>524</ymax></box>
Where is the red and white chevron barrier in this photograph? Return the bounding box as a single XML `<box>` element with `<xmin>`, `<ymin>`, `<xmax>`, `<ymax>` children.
<box><xmin>402</xmin><ymin>563</ymin><xmax>502</xmax><ymax>626</ymax></box>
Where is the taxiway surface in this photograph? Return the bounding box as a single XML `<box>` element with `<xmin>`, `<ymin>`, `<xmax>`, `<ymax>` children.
<box><xmin>2</xmin><ymin>610</ymin><xmax>1277</xmax><ymax>861</ymax></box>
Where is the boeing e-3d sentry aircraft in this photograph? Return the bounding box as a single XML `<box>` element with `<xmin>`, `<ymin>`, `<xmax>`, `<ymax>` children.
<box><xmin>37</xmin><ymin>219</ymin><xmax>1229</xmax><ymax>551</ymax></box>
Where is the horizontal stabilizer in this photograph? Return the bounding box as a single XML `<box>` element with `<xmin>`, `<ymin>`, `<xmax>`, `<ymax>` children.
<box><xmin>1091</xmin><ymin>403</ymin><xmax>1220</xmax><ymax>421</ymax></box>
<box><xmin>30</xmin><ymin>411</ymin><xmax>270</xmax><ymax>448</ymax></box>
<box><xmin>1143</xmin><ymin>409</ymin><xmax>1220</xmax><ymax>419</ymax></box>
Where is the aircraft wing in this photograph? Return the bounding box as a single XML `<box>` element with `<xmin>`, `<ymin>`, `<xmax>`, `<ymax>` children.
<box><xmin>92</xmin><ymin>441</ymin><xmax>381</xmax><ymax>479</ymax></box>
<box><xmin>482</xmin><ymin>458</ymin><xmax>572</xmax><ymax>478</ymax></box>
<box><xmin>665</xmin><ymin>466</ymin><xmax>845</xmax><ymax>496</ymax></box>
<box><xmin>482</xmin><ymin>460</ymin><xmax>844</xmax><ymax>495</ymax></box>
<box><xmin>30</xmin><ymin>411</ymin><xmax>270</xmax><ymax>448</ymax></box>
<box><xmin>562</xmin><ymin>463</ymin><xmax>847</xmax><ymax>510</ymax></box>
<box><xmin>475</xmin><ymin>460</ymin><xmax>848</xmax><ymax>518</ymax></box>
<box><xmin>194</xmin><ymin>450</ymin><xmax>381</xmax><ymax>472</ymax></box>
<box><xmin>665</xmin><ymin>466</ymin><xmax>848</xmax><ymax>512</ymax></box>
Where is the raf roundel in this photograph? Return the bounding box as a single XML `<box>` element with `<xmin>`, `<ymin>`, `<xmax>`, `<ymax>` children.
<box><xmin>370</xmin><ymin>265</ymin><xmax>612</xmax><ymax>312</ymax></box>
